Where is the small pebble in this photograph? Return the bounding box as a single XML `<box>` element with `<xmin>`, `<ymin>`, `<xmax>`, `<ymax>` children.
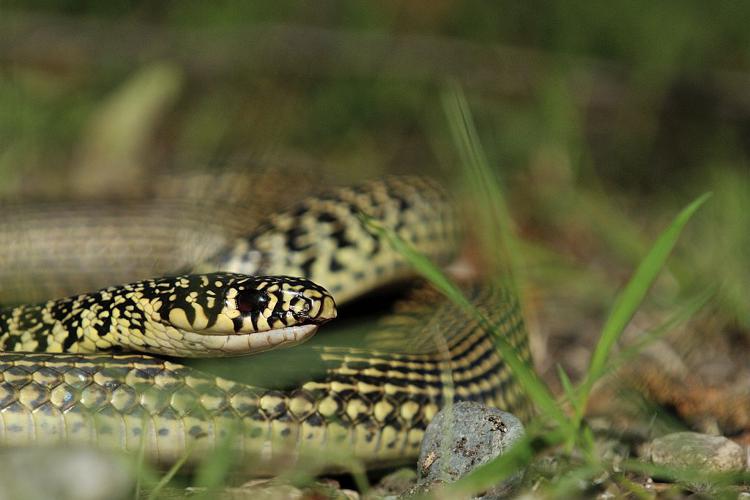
<box><xmin>648</xmin><ymin>431</ymin><xmax>746</xmax><ymax>473</ymax></box>
<box><xmin>415</xmin><ymin>402</ymin><xmax>526</xmax><ymax>498</ymax></box>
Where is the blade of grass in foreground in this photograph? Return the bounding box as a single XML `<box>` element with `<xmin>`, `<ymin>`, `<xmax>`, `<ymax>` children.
<box><xmin>146</xmin><ymin>443</ymin><xmax>195</xmax><ymax>500</ymax></box>
<box><xmin>557</xmin><ymin>286</ymin><xmax>714</xmax><ymax>420</ymax></box>
<box><xmin>191</xmin><ymin>426</ymin><xmax>239</xmax><ymax>500</ymax></box>
<box><xmin>361</xmin><ymin>215</ymin><xmax>569</xmax><ymax>432</ymax></box>
<box><xmin>575</xmin><ymin>192</ymin><xmax>711</xmax><ymax>425</ymax></box>
<box><xmin>441</xmin><ymin>83</ymin><xmax>525</xmax><ymax>294</ymax></box>
<box><xmin>607</xmin><ymin>286</ymin><xmax>715</xmax><ymax>375</ymax></box>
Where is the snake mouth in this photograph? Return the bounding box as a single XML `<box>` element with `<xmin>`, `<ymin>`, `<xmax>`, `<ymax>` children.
<box><xmin>179</xmin><ymin>323</ymin><xmax>319</xmax><ymax>356</ymax></box>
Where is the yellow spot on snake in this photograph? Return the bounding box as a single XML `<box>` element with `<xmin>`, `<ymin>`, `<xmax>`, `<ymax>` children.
<box><xmin>346</xmin><ymin>398</ymin><xmax>369</xmax><ymax>421</ymax></box>
<box><xmin>205</xmin><ymin>313</ymin><xmax>234</xmax><ymax>333</ymax></box>
<box><xmin>190</xmin><ymin>303</ymin><xmax>209</xmax><ymax>330</ymax></box>
<box><xmin>373</xmin><ymin>400</ymin><xmax>395</xmax><ymax>422</ymax></box>
<box><xmin>168</xmin><ymin>309</ymin><xmax>191</xmax><ymax>330</ymax></box>
<box><xmin>317</xmin><ymin>396</ymin><xmax>339</xmax><ymax>417</ymax></box>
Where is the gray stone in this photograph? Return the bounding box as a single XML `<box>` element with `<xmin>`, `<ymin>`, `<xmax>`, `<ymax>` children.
<box><xmin>416</xmin><ymin>402</ymin><xmax>526</xmax><ymax>498</ymax></box>
<box><xmin>649</xmin><ymin>431</ymin><xmax>746</xmax><ymax>473</ymax></box>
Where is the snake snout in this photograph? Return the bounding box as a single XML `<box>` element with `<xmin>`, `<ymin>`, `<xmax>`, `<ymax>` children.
<box><xmin>222</xmin><ymin>275</ymin><xmax>337</xmax><ymax>334</ymax></box>
<box><xmin>276</xmin><ymin>283</ymin><xmax>337</xmax><ymax>326</ymax></box>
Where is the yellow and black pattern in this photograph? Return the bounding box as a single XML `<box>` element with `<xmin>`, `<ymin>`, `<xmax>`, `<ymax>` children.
<box><xmin>0</xmin><ymin>273</ymin><xmax>336</xmax><ymax>357</ymax></box>
<box><xmin>0</xmin><ymin>175</ymin><xmax>532</xmax><ymax>470</ymax></box>
<box><xmin>201</xmin><ymin>176</ymin><xmax>459</xmax><ymax>303</ymax></box>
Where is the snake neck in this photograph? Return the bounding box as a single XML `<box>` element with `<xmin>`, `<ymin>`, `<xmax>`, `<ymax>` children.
<box><xmin>0</xmin><ymin>273</ymin><xmax>337</xmax><ymax>358</ymax></box>
<box><xmin>0</xmin><ymin>292</ymin><xmax>137</xmax><ymax>354</ymax></box>
<box><xmin>195</xmin><ymin>176</ymin><xmax>461</xmax><ymax>305</ymax></box>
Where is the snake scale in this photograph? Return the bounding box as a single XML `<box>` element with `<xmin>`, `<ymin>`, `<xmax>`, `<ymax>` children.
<box><xmin>0</xmin><ymin>176</ymin><xmax>532</xmax><ymax>472</ymax></box>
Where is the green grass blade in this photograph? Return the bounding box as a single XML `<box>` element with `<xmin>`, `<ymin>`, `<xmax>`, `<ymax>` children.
<box><xmin>441</xmin><ymin>83</ymin><xmax>524</xmax><ymax>292</ymax></box>
<box><xmin>191</xmin><ymin>426</ymin><xmax>239</xmax><ymax>499</ymax></box>
<box><xmin>133</xmin><ymin>413</ymin><xmax>152</xmax><ymax>500</ymax></box>
<box><xmin>555</xmin><ymin>286</ymin><xmax>713</xmax><ymax>424</ymax></box>
<box><xmin>146</xmin><ymin>444</ymin><xmax>195</xmax><ymax>500</ymax></box>
<box><xmin>608</xmin><ymin>286</ymin><xmax>715</xmax><ymax>374</ymax></box>
<box><xmin>577</xmin><ymin>192</ymin><xmax>712</xmax><ymax>420</ymax></box>
<box><xmin>556</xmin><ymin>364</ymin><xmax>580</xmax><ymax>417</ymax></box>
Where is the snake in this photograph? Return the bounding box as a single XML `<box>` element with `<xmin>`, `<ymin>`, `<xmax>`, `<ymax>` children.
<box><xmin>0</xmin><ymin>175</ymin><xmax>532</xmax><ymax>473</ymax></box>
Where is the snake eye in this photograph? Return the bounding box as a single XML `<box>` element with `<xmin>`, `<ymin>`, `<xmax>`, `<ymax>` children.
<box><xmin>234</xmin><ymin>291</ymin><xmax>269</xmax><ymax>315</ymax></box>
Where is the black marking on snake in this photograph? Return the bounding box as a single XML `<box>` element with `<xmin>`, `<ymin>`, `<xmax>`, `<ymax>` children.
<box><xmin>97</xmin><ymin>309</ymin><xmax>115</xmax><ymax>338</ymax></box>
<box><xmin>305</xmin><ymin>412</ymin><xmax>324</xmax><ymax>427</ymax></box>
<box><xmin>134</xmin><ymin>366</ymin><xmax>161</xmax><ymax>379</ymax></box>
<box><xmin>290</xmin><ymin>203</ymin><xmax>310</xmax><ymax>218</ymax></box>
<box><xmin>393</xmin><ymin>194</ymin><xmax>412</xmax><ymax>212</ymax></box>
<box><xmin>329</xmin><ymin>255</ymin><xmax>345</xmax><ymax>273</ymax></box>
<box><xmin>231</xmin><ymin>316</ymin><xmax>244</xmax><ymax>333</ymax></box>
<box><xmin>334</xmin><ymin>388</ymin><xmax>355</xmax><ymax>401</ymax></box>
<box><xmin>451</xmin><ymin>348</ymin><xmax>502</xmax><ymax>380</ymax></box>
<box><xmin>285</xmin><ymin>225</ymin><xmax>313</xmax><ymax>252</ymax></box>
<box><xmin>383</xmin><ymin>413</ymin><xmax>404</xmax><ymax>430</ymax></box>
<box><xmin>299</xmin><ymin>256</ymin><xmax>315</xmax><ymax>280</ymax></box>
<box><xmin>316</xmin><ymin>211</ymin><xmax>338</xmax><ymax>224</ymax></box>
<box><xmin>448</xmin><ymin>331</ymin><xmax>501</xmax><ymax>366</ymax></box>
<box><xmin>96</xmin><ymin>345</ymin><xmax>126</xmax><ymax>354</ymax></box>
<box><xmin>33</xmin><ymin>331</ymin><xmax>49</xmax><ymax>352</ymax></box>
<box><xmin>1</xmin><ymin>334</ymin><xmax>20</xmax><ymax>352</ymax></box>
<box><xmin>346</xmin><ymin>360</ymin><xmax>372</xmax><ymax>370</ymax></box>
<box><xmin>344</xmin><ymin>201</ymin><xmax>361</xmax><ymax>215</ymax></box>
<box><xmin>329</xmin><ymin>227</ymin><xmax>354</xmax><ymax>249</ymax></box>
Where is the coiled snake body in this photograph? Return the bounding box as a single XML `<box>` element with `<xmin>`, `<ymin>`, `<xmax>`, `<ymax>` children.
<box><xmin>0</xmin><ymin>176</ymin><xmax>531</xmax><ymax>472</ymax></box>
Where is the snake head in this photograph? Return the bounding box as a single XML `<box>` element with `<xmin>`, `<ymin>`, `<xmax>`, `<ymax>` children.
<box><xmin>138</xmin><ymin>273</ymin><xmax>336</xmax><ymax>356</ymax></box>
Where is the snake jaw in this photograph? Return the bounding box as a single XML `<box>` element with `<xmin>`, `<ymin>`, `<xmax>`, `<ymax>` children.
<box><xmin>179</xmin><ymin>323</ymin><xmax>319</xmax><ymax>356</ymax></box>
